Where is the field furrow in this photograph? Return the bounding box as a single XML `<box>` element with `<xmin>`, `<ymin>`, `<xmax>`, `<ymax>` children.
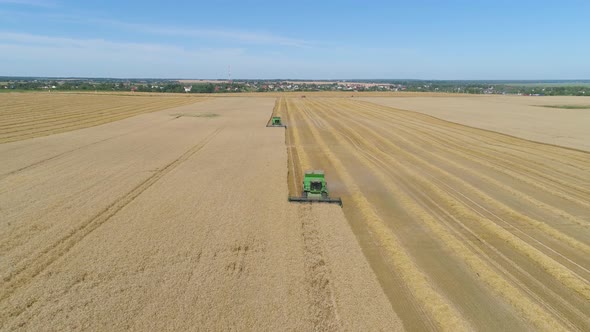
<box><xmin>285</xmin><ymin>99</ymin><xmax>470</xmax><ymax>331</ymax></box>
<box><xmin>340</xmin><ymin>101</ymin><xmax>590</xmax><ymax>231</ymax></box>
<box><xmin>285</xmin><ymin>97</ymin><xmax>590</xmax><ymax>330</ymax></box>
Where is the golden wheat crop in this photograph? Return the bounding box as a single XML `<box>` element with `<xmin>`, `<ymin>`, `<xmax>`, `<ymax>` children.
<box><xmin>0</xmin><ymin>93</ymin><xmax>205</xmax><ymax>143</ymax></box>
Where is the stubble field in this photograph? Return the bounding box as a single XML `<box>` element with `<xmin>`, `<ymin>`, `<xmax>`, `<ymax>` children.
<box><xmin>0</xmin><ymin>93</ymin><xmax>204</xmax><ymax>144</ymax></box>
<box><xmin>280</xmin><ymin>96</ymin><xmax>590</xmax><ymax>331</ymax></box>
<box><xmin>361</xmin><ymin>95</ymin><xmax>590</xmax><ymax>151</ymax></box>
<box><xmin>1</xmin><ymin>92</ymin><xmax>589</xmax><ymax>331</ymax></box>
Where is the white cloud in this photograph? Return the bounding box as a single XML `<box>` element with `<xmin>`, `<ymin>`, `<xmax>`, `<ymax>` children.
<box><xmin>78</xmin><ymin>18</ymin><xmax>314</xmax><ymax>48</ymax></box>
<box><xmin>0</xmin><ymin>31</ymin><xmax>432</xmax><ymax>79</ymax></box>
<box><xmin>0</xmin><ymin>32</ymin><xmax>250</xmax><ymax>77</ymax></box>
<box><xmin>0</xmin><ymin>32</ymin><xmax>244</xmax><ymax>55</ymax></box>
<box><xmin>0</xmin><ymin>8</ymin><xmax>313</xmax><ymax>48</ymax></box>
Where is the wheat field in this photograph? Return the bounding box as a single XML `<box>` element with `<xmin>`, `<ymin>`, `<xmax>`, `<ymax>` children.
<box><xmin>0</xmin><ymin>93</ymin><xmax>205</xmax><ymax>144</ymax></box>
<box><xmin>0</xmin><ymin>96</ymin><xmax>399</xmax><ymax>331</ymax></box>
<box><xmin>1</xmin><ymin>93</ymin><xmax>589</xmax><ymax>330</ymax></box>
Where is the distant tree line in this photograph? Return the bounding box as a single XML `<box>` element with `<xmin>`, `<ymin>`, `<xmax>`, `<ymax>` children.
<box><xmin>0</xmin><ymin>81</ymin><xmax>249</xmax><ymax>93</ymax></box>
<box><xmin>2</xmin><ymin>78</ymin><xmax>589</xmax><ymax>96</ymax></box>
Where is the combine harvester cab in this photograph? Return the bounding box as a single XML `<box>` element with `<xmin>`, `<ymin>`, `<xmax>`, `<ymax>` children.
<box><xmin>288</xmin><ymin>170</ymin><xmax>342</xmax><ymax>206</ymax></box>
<box><xmin>267</xmin><ymin>116</ymin><xmax>286</xmax><ymax>127</ymax></box>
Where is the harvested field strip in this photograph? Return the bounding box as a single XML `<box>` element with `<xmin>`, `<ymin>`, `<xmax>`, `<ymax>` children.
<box><xmin>386</xmin><ymin>121</ymin><xmax>589</xmax><ymax>231</ymax></box>
<box><xmin>0</xmin><ymin>97</ymin><xmax>201</xmax><ymax>128</ymax></box>
<box><xmin>320</xmin><ymin>98</ymin><xmax>590</xmax><ymax>263</ymax></box>
<box><xmin>0</xmin><ymin>128</ymin><xmax>222</xmax><ymax>304</ymax></box>
<box><xmin>385</xmin><ymin>100</ymin><xmax>590</xmax><ymax>160</ymax></box>
<box><xmin>354</xmin><ymin>98</ymin><xmax>590</xmax><ymax>167</ymax></box>
<box><xmin>285</xmin><ymin>99</ymin><xmax>470</xmax><ymax>331</ymax></box>
<box><xmin>0</xmin><ymin>103</ymin><xmax>184</xmax><ymax>132</ymax></box>
<box><xmin>0</xmin><ymin>104</ymin><xmax>159</xmax><ymax>132</ymax></box>
<box><xmin>0</xmin><ymin>94</ymin><xmax>205</xmax><ymax>143</ymax></box>
<box><xmin>297</xmin><ymin>99</ymin><xmax>573</xmax><ymax>330</ymax></box>
<box><xmin>285</xmin><ymin>97</ymin><xmax>590</xmax><ymax>330</ymax></box>
<box><xmin>320</xmin><ymin>100</ymin><xmax>590</xmax><ymax>244</ymax></box>
<box><xmin>0</xmin><ymin>100</ymin><xmax>160</xmax><ymax>127</ymax></box>
<box><xmin>310</xmin><ymin>100</ymin><xmax>590</xmax><ymax>303</ymax></box>
<box><xmin>0</xmin><ymin>98</ymin><xmax>147</xmax><ymax>121</ymax></box>
<box><xmin>309</xmin><ymin>99</ymin><xmax>590</xmax><ymax>268</ymax></box>
<box><xmin>282</xmin><ymin>100</ymin><xmax>342</xmax><ymax>330</ymax></box>
<box><xmin>350</xmin><ymin>100</ymin><xmax>590</xmax><ymax>185</ymax></box>
<box><xmin>1</xmin><ymin>102</ymin><xmax>180</xmax><ymax>133</ymax></box>
<box><xmin>341</xmin><ymin>100</ymin><xmax>590</xmax><ymax>215</ymax></box>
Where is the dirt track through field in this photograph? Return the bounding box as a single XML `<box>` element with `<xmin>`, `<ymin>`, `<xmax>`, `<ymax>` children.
<box><xmin>0</xmin><ymin>97</ymin><xmax>400</xmax><ymax>331</ymax></box>
<box><xmin>282</xmin><ymin>97</ymin><xmax>590</xmax><ymax>331</ymax></box>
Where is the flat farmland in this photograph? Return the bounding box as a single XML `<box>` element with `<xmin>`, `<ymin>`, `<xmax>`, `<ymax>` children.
<box><xmin>280</xmin><ymin>97</ymin><xmax>590</xmax><ymax>330</ymax></box>
<box><xmin>1</xmin><ymin>93</ymin><xmax>589</xmax><ymax>331</ymax></box>
<box><xmin>0</xmin><ymin>93</ymin><xmax>205</xmax><ymax>144</ymax></box>
<box><xmin>0</xmin><ymin>96</ymin><xmax>398</xmax><ymax>330</ymax></box>
<box><xmin>361</xmin><ymin>95</ymin><xmax>590</xmax><ymax>151</ymax></box>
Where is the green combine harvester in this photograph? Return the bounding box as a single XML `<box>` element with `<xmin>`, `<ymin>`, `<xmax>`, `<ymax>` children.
<box><xmin>267</xmin><ymin>116</ymin><xmax>286</xmax><ymax>127</ymax></box>
<box><xmin>288</xmin><ymin>170</ymin><xmax>342</xmax><ymax>206</ymax></box>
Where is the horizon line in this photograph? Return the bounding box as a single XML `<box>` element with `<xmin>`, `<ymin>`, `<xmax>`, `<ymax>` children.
<box><xmin>2</xmin><ymin>76</ymin><xmax>590</xmax><ymax>82</ymax></box>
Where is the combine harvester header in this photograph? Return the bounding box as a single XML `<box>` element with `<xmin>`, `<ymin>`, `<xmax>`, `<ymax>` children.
<box><xmin>267</xmin><ymin>116</ymin><xmax>286</xmax><ymax>127</ymax></box>
<box><xmin>289</xmin><ymin>170</ymin><xmax>343</xmax><ymax>206</ymax></box>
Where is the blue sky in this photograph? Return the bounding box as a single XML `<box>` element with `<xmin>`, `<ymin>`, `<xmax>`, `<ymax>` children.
<box><xmin>0</xmin><ymin>0</ymin><xmax>589</xmax><ymax>79</ymax></box>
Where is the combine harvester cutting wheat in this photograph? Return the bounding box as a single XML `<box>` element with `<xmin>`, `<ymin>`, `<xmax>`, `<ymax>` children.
<box><xmin>289</xmin><ymin>170</ymin><xmax>343</xmax><ymax>206</ymax></box>
<box><xmin>266</xmin><ymin>115</ymin><xmax>341</xmax><ymax>206</ymax></box>
<box><xmin>267</xmin><ymin>116</ymin><xmax>286</xmax><ymax>127</ymax></box>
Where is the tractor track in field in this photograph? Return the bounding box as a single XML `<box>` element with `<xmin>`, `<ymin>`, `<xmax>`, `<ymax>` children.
<box><xmin>283</xmin><ymin>97</ymin><xmax>590</xmax><ymax>330</ymax></box>
<box><xmin>0</xmin><ymin>116</ymin><xmax>182</xmax><ymax>180</ymax></box>
<box><xmin>0</xmin><ymin>128</ymin><xmax>222</xmax><ymax>305</ymax></box>
<box><xmin>298</xmin><ymin>205</ymin><xmax>341</xmax><ymax>331</ymax></box>
<box><xmin>282</xmin><ymin>99</ymin><xmax>342</xmax><ymax>330</ymax></box>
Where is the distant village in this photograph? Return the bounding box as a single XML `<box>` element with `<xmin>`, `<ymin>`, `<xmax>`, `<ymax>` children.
<box><xmin>230</xmin><ymin>81</ymin><xmax>407</xmax><ymax>92</ymax></box>
<box><xmin>1</xmin><ymin>78</ymin><xmax>589</xmax><ymax>96</ymax></box>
